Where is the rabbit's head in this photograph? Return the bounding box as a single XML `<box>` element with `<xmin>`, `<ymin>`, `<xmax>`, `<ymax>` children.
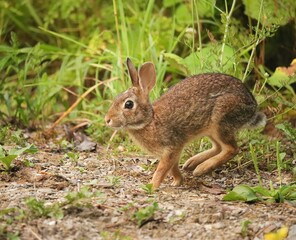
<box><xmin>105</xmin><ymin>58</ymin><xmax>156</xmax><ymax>130</ymax></box>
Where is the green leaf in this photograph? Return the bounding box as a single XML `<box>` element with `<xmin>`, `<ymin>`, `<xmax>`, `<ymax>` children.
<box><xmin>252</xmin><ymin>186</ymin><xmax>272</xmax><ymax>197</ymax></box>
<box><xmin>163</xmin><ymin>0</ymin><xmax>183</xmax><ymax>7</ymax></box>
<box><xmin>279</xmin><ymin>185</ymin><xmax>296</xmax><ymax>201</ymax></box>
<box><xmin>223</xmin><ymin>185</ymin><xmax>258</xmax><ymax>202</ymax></box>
<box><xmin>267</xmin><ymin>70</ymin><xmax>291</xmax><ymax>88</ymax></box>
<box><xmin>222</xmin><ymin>191</ymin><xmax>247</xmax><ymax>201</ymax></box>
<box><xmin>242</xmin><ymin>0</ymin><xmax>296</xmax><ymax>26</ymax></box>
<box><xmin>8</xmin><ymin>144</ymin><xmax>38</xmax><ymax>156</ymax></box>
<box><xmin>133</xmin><ymin>202</ymin><xmax>159</xmax><ymax>226</ymax></box>
<box><xmin>175</xmin><ymin>4</ymin><xmax>191</xmax><ymax>24</ymax></box>
<box><xmin>0</xmin><ymin>155</ymin><xmax>17</xmax><ymax>169</ymax></box>
<box><xmin>195</xmin><ymin>0</ymin><xmax>215</xmax><ymax>18</ymax></box>
<box><xmin>276</xmin><ymin>123</ymin><xmax>296</xmax><ymax>141</ymax></box>
<box><xmin>0</xmin><ymin>144</ymin><xmax>38</xmax><ymax>170</ymax></box>
<box><xmin>163</xmin><ymin>53</ymin><xmax>189</xmax><ymax>75</ymax></box>
<box><xmin>0</xmin><ymin>146</ymin><xmax>5</xmax><ymax>158</ymax></box>
<box><xmin>183</xmin><ymin>44</ymin><xmax>236</xmax><ymax>75</ymax></box>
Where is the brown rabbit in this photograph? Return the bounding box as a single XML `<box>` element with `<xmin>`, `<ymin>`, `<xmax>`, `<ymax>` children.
<box><xmin>105</xmin><ymin>58</ymin><xmax>266</xmax><ymax>189</ymax></box>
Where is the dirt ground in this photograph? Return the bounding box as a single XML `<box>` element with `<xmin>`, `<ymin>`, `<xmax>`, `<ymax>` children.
<box><xmin>1</xmin><ymin>130</ymin><xmax>296</xmax><ymax>240</ymax></box>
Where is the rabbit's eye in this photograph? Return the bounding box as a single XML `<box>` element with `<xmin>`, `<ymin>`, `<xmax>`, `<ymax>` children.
<box><xmin>124</xmin><ymin>100</ymin><xmax>134</xmax><ymax>109</ymax></box>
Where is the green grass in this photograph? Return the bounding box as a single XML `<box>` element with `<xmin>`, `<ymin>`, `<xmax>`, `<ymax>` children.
<box><xmin>0</xmin><ymin>1</ymin><xmax>295</xmax><ymax>184</ymax></box>
<box><xmin>1</xmin><ymin>0</ymin><xmax>294</xmax><ymax>132</ymax></box>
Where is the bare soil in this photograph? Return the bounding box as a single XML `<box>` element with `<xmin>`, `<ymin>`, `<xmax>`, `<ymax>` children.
<box><xmin>1</xmin><ymin>130</ymin><xmax>296</xmax><ymax>240</ymax></box>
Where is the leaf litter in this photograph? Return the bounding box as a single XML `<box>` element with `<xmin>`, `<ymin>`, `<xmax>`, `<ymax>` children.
<box><xmin>0</xmin><ymin>128</ymin><xmax>296</xmax><ymax>240</ymax></box>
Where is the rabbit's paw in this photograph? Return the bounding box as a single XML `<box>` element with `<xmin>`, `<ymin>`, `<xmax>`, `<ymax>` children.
<box><xmin>183</xmin><ymin>159</ymin><xmax>199</xmax><ymax>171</ymax></box>
<box><xmin>171</xmin><ymin>176</ymin><xmax>183</xmax><ymax>187</ymax></box>
<box><xmin>192</xmin><ymin>163</ymin><xmax>212</xmax><ymax>176</ymax></box>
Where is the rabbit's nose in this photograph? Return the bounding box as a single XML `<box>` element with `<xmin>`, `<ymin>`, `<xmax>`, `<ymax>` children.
<box><xmin>105</xmin><ymin>116</ymin><xmax>111</xmax><ymax>125</ymax></box>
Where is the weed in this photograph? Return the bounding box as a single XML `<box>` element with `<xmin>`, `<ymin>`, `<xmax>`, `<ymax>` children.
<box><xmin>63</xmin><ymin>186</ymin><xmax>103</xmax><ymax>207</ymax></box>
<box><xmin>133</xmin><ymin>202</ymin><xmax>159</xmax><ymax>227</ymax></box>
<box><xmin>106</xmin><ymin>175</ymin><xmax>121</xmax><ymax>187</ymax></box>
<box><xmin>0</xmin><ymin>144</ymin><xmax>38</xmax><ymax>171</ymax></box>
<box><xmin>0</xmin><ymin>228</ymin><xmax>20</xmax><ymax>240</ymax></box>
<box><xmin>276</xmin><ymin>122</ymin><xmax>296</xmax><ymax>142</ymax></box>
<box><xmin>25</xmin><ymin>197</ymin><xmax>64</xmax><ymax>219</ymax></box>
<box><xmin>140</xmin><ymin>159</ymin><xmax>158</xmax><ymax>172</ymax></box>
<box><xmin>0</xmin><ymin>186</ymin><xmax>105</xmax><ymax>238</ymax></box>
<box><xmin>65</xmin><ymin>152</ymin><xmax>80</xmax><ymax>162</ymax></box>
<box><xmin>0</xmin><ymin>208</ymin><xmax>24</xmax><ymax>240</ymax></box>
<box><xmin>0</xmin><ymin>126</ymin><xmax>25</xmax><ymax>146</ymax></box>
<box><xmin>23</xmin><ymin>158</ymin><xmax>35</xmax><ymax>167</ymax></box>
<box><xmin>276</xmin><ymin>141</ymin><xmax>286</xmax><ymax>186</ymax></box>
<box><xmin>140</xmin><ymin>183</ymin><xmax>154</xmax><ymax>195</ymax></box>
<box><xmin>76</xmin><ymin>166</ymin><xmax>86</xmax><ymax>173</ymax></box>
<box><xmin>0</xmin><ymin>208</ymin><xmax>25</xmax><ymax>224</ymax></box>
<box><xmin>249</xmin><ymin>143</ymin><xmax>262</xmax><ymax>186</ymax></box>
<box><xmin>119</xmin><ymin>202</ymin><xmax>135</xmax><ymax>213</ymax></box>
<box><xmin>241</xmin><ymin>220</ymin><xmax>252</xmax><ymax>238</ymax></box>
<box><xmin>100</xmin><ymin>230</ymin><xmax>132</xmax><ymax>240</ymax></box>
<box><xmin>223</xmin><ymin>182</ymin><xmax>296</xmax><ymax>203</ymax></box>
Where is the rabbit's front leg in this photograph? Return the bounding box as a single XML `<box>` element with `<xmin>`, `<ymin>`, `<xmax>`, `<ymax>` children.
<box><xmin>170</xmin><ymin>160</ymin><xmax>183</xmax><ymax>186</ymax></box>
<box><xmin>150</xmin><ymin>149</ymin><xmax>181</xmax><ymax>189</ymax></box>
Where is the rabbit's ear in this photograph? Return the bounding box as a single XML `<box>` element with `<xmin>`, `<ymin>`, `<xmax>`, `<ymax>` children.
<box><xmin>138</xmin><ymin>62</ymin><xmax>156</xmax><ymax>93</ymax></box>
<box><xmin>126</xmin><ymin>58</ymin><xmax>139</xmax><ymax>88</ymax></box>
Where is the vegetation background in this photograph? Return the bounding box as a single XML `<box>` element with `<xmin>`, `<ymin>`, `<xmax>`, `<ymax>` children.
<box><xmin>1</xmin><ymin>1</ymin><xmax>296</xmax><ymax>239</ymax></box>
<box><xmin>1</xmin><ymin>0</ymin><xmax>295</xmax><ymax>139</ymax></box>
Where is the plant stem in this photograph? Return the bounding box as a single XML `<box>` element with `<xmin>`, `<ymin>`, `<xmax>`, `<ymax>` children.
<box><xmin>250</xmin><ymin>143</ymin><xmax>262</xmax><ymax>186</ymax></box>
<box><xmin>219</xmin><ymin>0</ymin><xmax>236</xmax><ymax>68</ymax></box>
<box><xmin>113</xmin><ymin>0</ymin><xmax>124</xmax><ymax>80</ymax></box>
<box><xmin>276</xmin><ymin>141</ymin><xmax>282</xmax><ymax>186</ymax></box>
<box><xmin>194</xmin><ymin>0</ymin><xmax>202</xmax><ymax>51</ymax></box>
<box><xmin>242</xmin><ymin>0</ymin><xmax>264</xmax><ymax>82</ymax></box>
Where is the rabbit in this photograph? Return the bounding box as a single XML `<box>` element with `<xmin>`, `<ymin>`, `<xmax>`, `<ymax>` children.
<box><xmin>105</xmin><ymin>58</ymin><xmax>266</xmax><ymax>189</ymax></box>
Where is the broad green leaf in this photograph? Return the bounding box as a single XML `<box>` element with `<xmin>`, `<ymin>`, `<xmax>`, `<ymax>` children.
<box><xmin>279</xmin><ymin>185</ymin><xmax>296</xmax><ymax>200</ymax></box>
<box><xmin>276</xmin><ymin>123</ymin><xmax>296</xmax><ymax>141</ymax></box>
<box><xmin>0</xmin><ymin>155</ymin><xmax>17</xmax><ymax>169</ymax></box>
<box><xmin>165</xmin><ymin>0</ymin><xmax>215</xmax><ymax>17</ymax></box>
<box><xmin>0</xmin><ymin>146</ymin><xmax>5</xmax><ymax>158</ymax></box>
<box><xmin>242</xmin><ymin>0</ymin><xmax>296</xmax><ymax>26</ymax></box>
<box><xmin>183</xmin><ymin>44</ymin><xmax>236</xmax><ymax>75</ymax></box>
<box><xmin>222</xmin><ymin>191</ymin><xmax>246</xmax><ymax>201</ymax></box>
<box><xmin>163</xmin><ymin>0</ymin><xmax>183</xmax><ymax>7</ymax></box>
<box><xmin>267</xmin><ymin>69</ymin><xmax>291</xmax><ymax>88</ymax></box>
<box><xmin>223</xmin><ymin>185</ymin><xmax>258</xmax><ymax>202</ymax></box>
<box><xmin>175</xmin><ymin>4</ymin><xmax>191</xmax><ymax>24</ymax></box>
<box><xmin>0</xmin><ymin>144</ymin><xmax>37</xmax><ymax>170</ymax></box>
<box><xmin>252</xmin><ymin>186</ymin><xmax>272</xmax><ymax>197</ymax></box>
<box><xmin>8</xmin><ymin>144</ymin><xmax>38</xmax><ymax>156</ymax></box>
<box><xmin>195</xmin><ymin>0</ymin><xmax>215</xmax><ymax>18</ymax></box>
<box><xmin>163</xmin><ymin>53</ymin><xmax>189</xmax><ymax>75</ymax></box>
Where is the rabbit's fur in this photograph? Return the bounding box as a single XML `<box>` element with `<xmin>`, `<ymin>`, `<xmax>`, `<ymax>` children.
<box><xmin>105</xmin><ymin>58</ymin><xmax>266</xmax><ymax>189</ymax></box>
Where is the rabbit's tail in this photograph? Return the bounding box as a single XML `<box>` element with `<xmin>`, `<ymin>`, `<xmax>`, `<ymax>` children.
<box><xmin>244</xmin><ymin>112</ymin><xmax>266</xmax><ymax>129</ymax></box>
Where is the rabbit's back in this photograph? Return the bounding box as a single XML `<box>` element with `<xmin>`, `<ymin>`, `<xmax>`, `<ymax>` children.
<box><xmin>151</xmin><ymin>73</ymin><xmax>257</xmax><ymax>143</ymax></box>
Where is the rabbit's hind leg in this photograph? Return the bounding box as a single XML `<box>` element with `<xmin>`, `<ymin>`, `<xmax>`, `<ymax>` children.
<box><xmin>183</xmin><ymin>137</ymin><xmax>221</xmax><ymax>171</ymax></box>
<box><xmin>192</xmin><ymin>131</ymin><xmax>238</xmax><ymax>176</ymax></box>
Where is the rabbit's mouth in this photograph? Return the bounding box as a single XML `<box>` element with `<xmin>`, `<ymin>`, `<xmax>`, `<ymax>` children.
<box><xmin>106</xmin><ymin>121</ymin><xmax>124</xmax><ymax>129</ymax></box>
<box><xmin>105</xmin><ymin>115</ymin><xmax>123</xmax><ymax>129</ymax></box>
